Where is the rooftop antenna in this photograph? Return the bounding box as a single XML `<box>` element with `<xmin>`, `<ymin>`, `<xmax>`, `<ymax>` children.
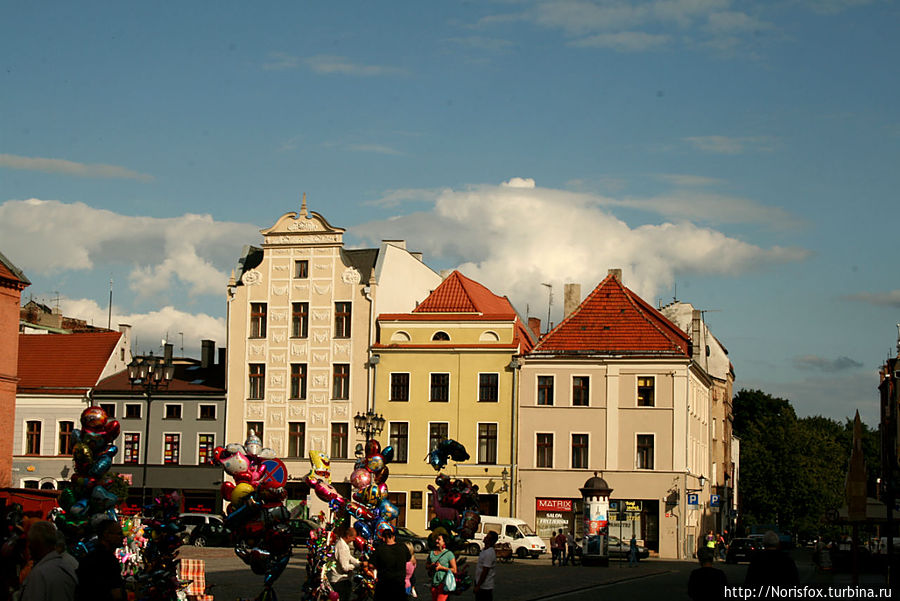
<box><xmin>672</xmin><ymin>282</ymin><xmax>677</xmax><ymax>303</ymax></box>
<box><xmin>179</xmin><ymin>331</ymin><xmax>184</xmax><ymax>356</ymax></box>
<box><xmin>541</xmin><ymin>283</ymin><xmax>553</xmax><ymax>334</ymax></box>
<box><xmin>896</xmin><ymin>323</ymin><xmax>900</xmax><ymax>355</ymax></box>
<box><xmin>107</xmin><ymin>278</ymin><xmax>113</xmax><ymax>330</ymax></box>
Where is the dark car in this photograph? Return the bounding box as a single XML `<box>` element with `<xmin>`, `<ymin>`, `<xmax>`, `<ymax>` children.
<box><xmin>725</xmin><ymin>538</ymin><xmax>757</xmax><ymax>563</ymax></box>
<box><xmin>190</xmin><ymin>522</ymin><xmax>233</xmax><ymax>547</ymax></box>
<box><xmin>608</xmin><ymin>536</ymin><xmax>650</xmax><ymax>560</ymax></box>
<box><xmin>290</xmin><ymin>518</ymin><xmax>321</xmax><ymax>547</ymax></box>
<box><xmin>395</xmin><ymin>526</ymin><xmax>429</xmax><ymax>553</ymax></box>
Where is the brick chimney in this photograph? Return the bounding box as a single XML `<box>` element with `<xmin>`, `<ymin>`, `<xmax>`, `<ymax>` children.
<box><xmin>607</xmin><ymin>268</ymin><xmax>622</xmax><ymax>282</ymax></box>
<box><xmin>528</xmin><ymin>317</ymin><xmax>541</xmax><ymax>339</ymax></box>
<box><xmin>564</xmin><ymin>283</ymin><xmax>581</xmax><ymax>319</ymax></box>
<box><xmin>164</xmin><ymin>343</ymin><xmax>174</xmax><ymax>364</ymax></box>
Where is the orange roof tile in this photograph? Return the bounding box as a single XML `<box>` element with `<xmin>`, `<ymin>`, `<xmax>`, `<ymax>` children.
<box><xmin>414</xmin><ymin>271</ymin><xmax>516</xmax><ymax>316</ymax></box>
<box><xmin>17</xmin><ymin>332</ymin><xmax>122</xmax><ymax>391</ymax></box>
<box><xmin>534</xmin><ymin>274</ymin><xmax>690</xmax><ymax>356</ymax></box>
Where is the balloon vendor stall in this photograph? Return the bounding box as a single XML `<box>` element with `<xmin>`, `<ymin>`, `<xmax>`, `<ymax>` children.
<box><xmin>301</xmin><ymin>438</ymin><xmax>402</xmax><ymax>601</ymax></box>
<box><xmin>132</xmin><ymin>491</ymin><xmax>186</xmax><ymax>601</ymax></box>
<box><xmin>212</xmin><ymin>430</ymin><xmax>292</xmax><ymax>601</ymax></box>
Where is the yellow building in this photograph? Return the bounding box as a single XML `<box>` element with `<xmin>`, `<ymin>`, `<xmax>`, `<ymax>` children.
<box><xmin>373</xmin><ymin>271</ymin><xmax>534</xmax><ymax>531</ymax></box>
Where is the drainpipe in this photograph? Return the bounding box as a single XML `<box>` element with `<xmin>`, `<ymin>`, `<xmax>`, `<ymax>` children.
<box><xmin>509</xmin><ymin>356</ymin><xmax>522</xmax><ymax>518</ymax></box>
<box><xmin>363</xmin><ymin>284</ymin><xmax>375</xmax><ymax>411</ymax></box>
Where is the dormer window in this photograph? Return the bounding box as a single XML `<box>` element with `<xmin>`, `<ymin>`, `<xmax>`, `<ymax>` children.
<box><xmin>432</xmin><ymin>331</ymin><xmax>450</xmax><ymax>341</ymax></box>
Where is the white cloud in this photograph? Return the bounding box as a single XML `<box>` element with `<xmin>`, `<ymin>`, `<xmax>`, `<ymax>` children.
<box><xmin>262</xmin><ymin>52</ymin><xmax>301</xmax><ymax>71</ymax></box>
<box><xmin>346</xmin><ymin>143</ymin><xmax>404</xmax><ymax>156</ymax></box>
<box><xmin>0</xmin><ymin>154</ymin><xmax>152</xmax><ymax>181</ymax></box>
<box><xmin>304</xmin><ymin>55</ymin><xmax>407</xmax><ymax>77</ymax></box>
<box><xmin>614</xmin><ymin>191</ymin><xmax>802</xmax><ymax>227</ymax></box>
<box><xmin>572</xmin><ymin>31</ymin><xmax>671</xmax><ymax>51</ymax></box>
<box><xmin>655</xmin><ymin>173</ymin><xmax>723</xmax><ymax>187</ymax></box>
<box><xmin>352</xmin><ymin>180</ymin><xmax>809</xmax><ymax>322</ymax></box>
<box><xmin>0</xmin><ymin>198</ymin><xmax>259</xmax><ymax>298</ymax></box>
<box><xmin>844</xmin><ymin>290</ymin><xmax>900</xmax><ymax>308</ymax></box>
<box><xmin>60</xmin><ymin>297</ymin><xmax>225</xmax><ymax>357</ymax></box>
<box><xmin>684</xmin><ymin>135</ymin><xmax>775</xmax><ymax>154</ymax></box>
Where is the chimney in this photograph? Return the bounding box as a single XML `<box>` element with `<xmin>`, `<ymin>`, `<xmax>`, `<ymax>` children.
<box><xmin>691</xmin><ymin>310</ymin><xmax>702</xmax><ymax>361</ymax></box>
<box><xmin>164</xmin><ymin>343</ymin><xmax>174</xmax><ymax>364</ymax></box>
<box><xmin>564</xmin><ymin>283</ymin><xmax>581</xmax><ymax>318</ymax></box>
<box><xmin>528</xmin><ymin>317</ymin><xmax>541</xmax><ymax>339</ymax></box>
<box><xmin>607</xmin><ymin>268</ymin><xmax>622</xmax><ymax>282</ymax></box>
<box><xmin>201</xmin><ymin>340</ymin><xmax>215</xmax><ymax>369</ymax></box>
<box><xmin>410</xmin><ymin>252</ymin><xmax>423</xmax><ymax>262</ymax></box>
<box><xmin>218</xmin><ymin>347</ymin><xmax>226</xmax><ymax>367</ymax></box>
<box><xmin>382</xmin><ymin>239</ymin><xmax>407</xmax><ymax>250</ymax></box>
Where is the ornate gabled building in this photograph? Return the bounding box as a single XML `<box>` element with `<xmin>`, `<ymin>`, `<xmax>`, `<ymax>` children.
<box><xmin>517</xmin><ymin>269</ymin><xmax>715</xmax><ymax>559</ymax></box>
<box><xmin>373</xmin><ymin>270</ymin><xmax>535</xmax><ymax>528</ymax></box>
<box><xmin>0</xmin><ymin>251</ymin><xmax>30</xmax><ymax>487</ymax></box>
<box><xmin>226</xmin><ymin>196</ymin><xmax>441</xmax><ymax>511</ymax></box>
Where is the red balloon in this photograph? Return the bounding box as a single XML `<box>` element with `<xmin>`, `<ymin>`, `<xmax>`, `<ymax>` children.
<box><xmin>221</xmin><ymin>481</ymin><xmax>236</xmax><ymax>499</ymax></box>
<box><xmin>365</xmin><ymin>439</ymin><xmax>381</xmax><ymax>458</ymax></box>
<box><xmin>80</xmin><ymin>406</ymin><xmax>108</xmax><ymax>430</ymax></box>
<box><xmin>104</xmin><ymin>420</ymin><xmax>120</xmax><ymax>441</ymax></box>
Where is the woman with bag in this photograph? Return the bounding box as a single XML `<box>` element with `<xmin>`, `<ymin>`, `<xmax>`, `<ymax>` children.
<box><xmin>426</xmin><ymin>533</ymin><xmax>457</xmax><ymax>601</ymax></box>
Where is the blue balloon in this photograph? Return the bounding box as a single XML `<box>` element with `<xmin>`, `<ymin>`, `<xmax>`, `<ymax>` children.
<box><xmin>377</xmin><ymin>498</ymin><xmax>399</xmax><ymax>522</ymax></box>
<box><xmin>382</xmin><ymin>445</ymin><xmax>395</xmax><ymax>464</ymax></box>
<box><xmin>89</xmin><ymin>456</ymin><xmax>112</xmax><ymax>477</ymax></box>
<box><xmin>354</xmin><ymin>520</ymin><xmax>372</xmax><ymax>540</ymax></box>
<box><xmin>91</xmin><ymin>485</ymin><xmax>118</xmax><ymax>509</ymax></box>
<box><xmin>100</xmin><ymin>444</ymin><xmax>119</xmax><ymax>458</ymax></box>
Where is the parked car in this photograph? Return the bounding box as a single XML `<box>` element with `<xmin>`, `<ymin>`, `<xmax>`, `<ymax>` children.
<box><xmin>190</xmin><ymin>522</ymin><xmax>232</xmax><ymax>547</ymax></box>
<box><xmin>395</xmin><ymin>527</ymin><xmax>429</xmax><ymax>553</ymax></box>
<box><xmin>607</xmin><ymin>536</ymin><xmax>650</xmax><ymax>560</ymax></box>
<box><xmin>180</xmin><ymin>512</ymin><xmax>224</xmax><ymax>535</ymax></box>
<box><xmin>290</xmin><ymin>518</ymin><xmax>321</xmax><ymax>547</ymax></box>
<box><xmin>725</xmin><ymin>538</ymin><xmax>757</xmax><ymax>563</ymax></box>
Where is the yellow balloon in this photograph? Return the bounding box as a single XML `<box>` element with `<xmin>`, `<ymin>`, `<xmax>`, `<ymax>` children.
<box><xmin>231</xmin><ymin>482</ymin><xmax>256</xmax><ymax>505</ymax></box>
<box><xmin>308</xmin><ymin>450</ymin><xmax>331</xmax><ymax>482</ymax></box>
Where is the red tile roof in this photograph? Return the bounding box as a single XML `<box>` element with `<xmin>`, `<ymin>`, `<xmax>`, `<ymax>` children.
<box><xmin>534</xmin><ymin>274</ymin><xmax>690</xmax><ymax>356</ymax></box>
<box><xmin>17</xmin><ymin>332</ymin><xmax>122</xmax><ymax>392</ymax></box>
<box><xmin>414</xmin><ymin>271</ymin><xmax>516</xmax><ymax>316</ymax></box>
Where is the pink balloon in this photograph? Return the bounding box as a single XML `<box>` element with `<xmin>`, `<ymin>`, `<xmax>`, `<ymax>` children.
<box><xmin>350</xmin><ymin>467</ymin><xmax>372</xmax><ymax>490</ymax></box>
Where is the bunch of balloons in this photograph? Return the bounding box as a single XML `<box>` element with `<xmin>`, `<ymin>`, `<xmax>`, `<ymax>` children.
<box><xmin>132</xmin><ymin>492</ymin><xmax>186</xmax><ymax>601</ymax></box>
<box><xmin>116</xmin><ymin>517</ymin><xmax>146</xmax><ymax>578</ymax></box>
<box><xmin>426</xmin><ymin>440</ymin><xmax>480</xmax><ymax>594</ymax></box>
<box><xmin>54</xmin><ymin>406</ymin><xmax>127</xmax><ymax>555</ymax></box>
<box><xmin>213</xmin><ymin>431</ymin><xmax>292</xmax><ymax>601</ymax></box>
<box><xmin>426</xmin><ymin>438</ymin><xmax>470</xmax><ymax>471</ymax></box>
<box><xmin>301</xmin><ymin>440</ymin><xmax>401</xmax><ymax>600</ymax></box>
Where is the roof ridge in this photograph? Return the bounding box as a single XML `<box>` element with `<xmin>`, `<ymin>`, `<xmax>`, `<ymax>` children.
<box><xmin>536</xmin><ymin>275</ymin><xmax>613</xmax><ymax>348</ymax></box>
<box><xmin>618</xmin><ymin>281</ymin><xmax>688</xmax><ymax>354</ymax></box>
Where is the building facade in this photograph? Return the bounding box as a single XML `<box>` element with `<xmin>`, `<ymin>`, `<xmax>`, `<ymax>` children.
<box><xmin>517</xmin><ymin>270</ymin><xmax>715</xmax><ymax>559</ymax></box>
<box><xmin>0</xmin><ymin>251</ymin><xmax>30</xmax><ymax>487</ymax></box>
<box><xmin>373</xmin><ymin>271</ymin><xmax>534</xmax><ymax>529</ymax></box>
<box><xmin>226</xmin><ymin>197</ymin><xmax>441</xmax><ymax>512</ymax></box>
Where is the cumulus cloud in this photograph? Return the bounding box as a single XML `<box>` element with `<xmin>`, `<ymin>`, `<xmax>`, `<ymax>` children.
<box><xmin>793</xmin><ymin>355</ymin><xmax>864</xmax><ymax>372</ymax></box>
<box><xmin>0</xmin><ymin>154</ymin><xmax>153</xmax><ymax>181</ymax></box>
<box><xmin>614</xmin><ymin>191</ymin><xmax>802</xmax><ymax>227</ymax></box>
<box><xmin>351</xmin><ymin>179</ymin><xmax>809</xmax><ymax>321</ymax></box>
<box><xmin>0</xmin><ymin>198</ymin><xmax>259</xmax><ymax>297</ymax></box>
<box><xmin>60</xmin><ymin>297</ymin><xmax>225</xmax><ymax>357</ymax></box>
<box><xmin>843</xmin><ymin>290</ymin><xmax>900</xmax><ymax>308</ymax></box>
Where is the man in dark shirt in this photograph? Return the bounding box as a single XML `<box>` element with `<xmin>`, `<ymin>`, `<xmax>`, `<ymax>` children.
<box><xmin>688</xmin><ymin>548</ymin><xmax>727</xmax><ymax>600</ymax></box>
<box><xmin>75</xmin><ymin>519</ymin><xmax>124</xmax><ymax>601</ymax></box>
<box><xmin>366</xmin><ymin>527</ymin><xmax>411</xmax><ymax>601</ymax></box>
<box><xmin>745</xmin><ymin>531</ymin><xmax>799</xmax><ymax>589</ymax></box>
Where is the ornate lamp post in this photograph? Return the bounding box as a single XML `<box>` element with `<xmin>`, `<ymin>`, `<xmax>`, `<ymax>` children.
<box><xmin>127</xmin><ymin>353</ymin><xmax>174</xmax><ymax>508</ymax></box>
<box><xmin>353</xmin><ymin>409</ymin><xmax>385</xmax><ymax>443</ymax></box>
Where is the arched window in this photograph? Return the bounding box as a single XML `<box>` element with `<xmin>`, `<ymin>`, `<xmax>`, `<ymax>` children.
<box><xmin>432</xmin><ymin>331</ymin><xmax>450</xmax><ymax>341</ymax></box>
<box><xmin>479</xmin><ymin>331</ymin><xmax>500</xmax><ymax>342</ymax></box>
<box><xmin>390</xmin><ymin>331</ymin><xmax>411</xmax><ymax>342</ymax></box>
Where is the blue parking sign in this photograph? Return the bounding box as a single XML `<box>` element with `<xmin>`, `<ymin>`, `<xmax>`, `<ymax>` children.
<box><xmin>710</xmin><ymin>495</ymin><xmax>721</xmax><ymax>507</ymax></box>
<box><xmin>687</xmin><ymin>493</ymin><xmax>699</xmax><ymax>505</ymax></box>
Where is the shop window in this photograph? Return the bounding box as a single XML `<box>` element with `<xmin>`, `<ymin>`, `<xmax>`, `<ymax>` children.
<box><xmin>124</xmin><ymin>433</ymin><xmax>140</xmax><ymax>464</ymax></box>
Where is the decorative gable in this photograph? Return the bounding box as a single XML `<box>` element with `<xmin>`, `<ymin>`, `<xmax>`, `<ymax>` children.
<box><xmin>259</xmin><ymin>194</ymin><xmax>345</xmax><ymax>247</ymax></box>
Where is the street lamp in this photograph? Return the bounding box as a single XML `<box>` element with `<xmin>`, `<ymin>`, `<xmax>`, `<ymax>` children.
<box><xmin>353</xmin><ymin>409</ymin><xmax>385</xmax><ymax>443</ymax></box>
<box><xmin>127</xmin><ymin>352</ymin><xmax>175</xmax><ymax>509</ymax></box>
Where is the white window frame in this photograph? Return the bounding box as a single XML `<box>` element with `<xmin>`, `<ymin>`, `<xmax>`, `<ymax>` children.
<box><xmin>389</xmin><ymin>372</ymin><xmax>411</xmax><ymax>403</ymax></box>
<box><xmin>124</xmin><ymin>403</ymin><xmax>143</xmax><ymax>419</ymax></box>
<box><xmin>388</xmin><ymin>421</ymin><xmax>410</xmax><ymax>464</ymax></box>
<box><xmin>635</xmin><ymin>432</ymin><xmax>655</xmax><ymax>470</ymax></box>
<box><xmin>196</xmin><ymin>432</ymin><xmax>216</xmax><ymax>465</ymax></box>
<box><xmin>476</xmin><ymin>421</ymin><xmax>499</xmax><ymax>465</ymax></box>
<box><xmin>56</xmin><ymin>418</ymin><xmax>76</xmax><ymax>456</ymax></box>
<box><xmin>570</xmin><ymin>374</ymin><xmax>591</xmax><ymax>407</ymax></box>
<box><xmin>536</xmin><ymin>374</ymin><xmax>555</xmax><ymax>406</ymax></box>
<box><xmin>427</xmin><ymin>421</ymin><xmax>450</xmax><ymax>452</ymax></box>
<box><xmin>477</xmin><ymin>372</ymin><xmax>500</xmax><ymax>403</ymax></box>
<box><xmin>22</xmin><ymin>417</ymin><xmax>45</xmax><ymax>456</ymax></box>
<box><xmin>121</xmin><ymin>431</ymin><xmax>142</xmax><ymax>465</ymax></box>
<box><xmin>429</xmin><ymin>372</ymin><xmax>451</xmax><ymax>403</ymax></box>
<box><xmin>636</xmin><ymin>375</ymin><xmax>656</xmax><ymax>407</ymax></box>
<box><xmin>431</xmin><ymin>330</ymin><xmax>451</xmax><ymax>341</ymax></box>
<box><xmin>162</xmin><ymin>432</ymin><xmax>181</xmax><ymax>465</ymax></box>
<box><xmin>198</xmin><ymin>404</ymin><xmax>217</xmax><ymax>420</ymax></box>
<box><xmin>163</xmin><ymin>403</ymin><xmax>183</xmax><ymax>420</ymax></box>
<box><xmin>570</xmin><ymin>432</ymin><xmax>590</xmax><ymax>470</ymax></box>
<box><xmin>535</xmin><ymin>431</ymin><xmax>554</xmax><ymax>469</ymax></box>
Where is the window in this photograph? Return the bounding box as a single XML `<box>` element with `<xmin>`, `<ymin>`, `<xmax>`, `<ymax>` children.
<box><xmin>23</xmin><ymin>480</ymin><xmax>38</xmax><ymax>489</ymax></box>
<box><xmin>288</xmin><ymin>422</ymin><xmax>306</xmax><ymax>458</ymax></box>
<box><xmin>430</xmin><ymin>373</ymin><xmax>450</xmax><ymax>402</ymax></box>
<box><xmin>712</xmin><ymin>418</ymin><xmax>717</xmax><ymax>440</ymax></box>
<box><xmin>390</xmin><ymin>373</ymin><xmax>409</xmax><ymax>402</ymax></box>
<box><xmin>291</xmin><ymin>302</ymin><xmax>309</xmax><ymax>338</ymax></box>
<box><xmin>249</xmin><ymin>364</ymin><xmax>265</xmax><ymax>399</ymax></box>
<box><xmin>247</xmin><ymin>422</ymin><xmax>264</xmax><ymax>441</ymax></box>
<box><xmin>199</xmin><ymin>405</ymin><xmax>216</xmax><ymax>420</ymax></box>
<box><xmin>478</xmin><ymin>423</ymin><xmax>498</xmax><ymax>465</ymax></box>
<box><xmin>479</xmin><ymin>373</ymin><xmax>499</xmax><ymax>403</ymax></box>
<box><xmin>291</xmin><ymin>364</ymin><xmax>308</xmax><ymax>400</ymax></box>
<box><xmin>198</xmin><ymin>434</ymin><xmax>215</xmax><ymax>465</ymax></box>
<box><xmin>334</xmin><ymin>302</ymin><xmax>352</xmax><ymax>338</ymax></box>
<box><xmin>332</xmin><ymin>364</ymin><xmax>350</xmax><ymax>399</ymax></box>
<box><xmin>164</xmin><ymin>404</ymin><xmax>182</xmax><ymax>420</ymax></box>
<box><xmin>536</xmin><ymin>433</ymin><xmax>553</xmax><ymax>468</ymax></box>
<box><xmin>537</xmin><ymin>376</ymin><xmax>554</xmax><ymax>406</ymax></box>
<box><xmin>410</xmin><ymin>491</ymin><xmax>423</xmax><ymax>510</ymax></box>
<box><xmin>572</xmin><ymin>376</ymin><xmax>590</xmax><ymax>406</ymax></box>
<box><xmin>250</xmin><ymin>303</ymin><xmax>268</xmax><ymax>338</ymax></box>
<box><xmin>125</xmin><ymin>404</ymin><xmax>142</xmax><ymax>419</ymax></box>
<box><xmin>432</xmin><ymin>331</ymin><xmax>450</xmax><ymax>341</ymax></box>
<box><xmin>636</xmin><ymin>434</ymin><xmax>654</xmax><ymax>469</ymax></box>
<box><xmin>164</xmin><ymin>434</ymin><xmax>180</xmax><ymax>464</ymax></box>
<box><xmin>331</xmin><ymin>423</ymin><xmax>348</xmax><ymax>459</ymax></box>
<box><xmin>99</xmin><ymin>403</ymin><xmax>116</xmax><ymax>418</ymax></box>
<box><xmin>637</xmin><ymin>376</ymin><xmax>655</xmax><ymax>407</ymax></box>
<box><xmin>124</xmin><ymin>433</ymin><xmax>140</xmax><ymax>464</ymax></box>
<box><xmin>25</xmin><ymin>421</ymin><xmax>41</xmax><ymax>455</ymax></box>
<box><xmin>58</xmin><ymin>421</ymin><xmax>74</xmax><ymax>455</ymax></box>
<box><xmin>429</xmin><ymin>423</ymin><xmax>449</xmax><ymax>451</ymax></box>
<box><xmin>572</xmin><ymin>434</ymin><xmax>589</xmax><ymax>469</ymax></box>
<box><xmin>294</xmin><ymin>260</ymin><xmax>309</xmax><ymax>278</ymax></box>
<box><xmin>389</xmin><ymin>423</ymin><xmax>408</xmax><ymax>463</ymax></box>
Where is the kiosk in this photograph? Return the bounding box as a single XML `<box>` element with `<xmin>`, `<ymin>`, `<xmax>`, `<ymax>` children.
<box><xmin>579</xmin><ymin>472</ymin><xmax>613</xmax><ymax>566</ymax></box>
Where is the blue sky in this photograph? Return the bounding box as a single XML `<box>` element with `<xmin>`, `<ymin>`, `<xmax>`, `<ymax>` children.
<box><xmin>2</xmin><ymin>1</ymin><xmax>898</xmax><ymax>424</ymax></box>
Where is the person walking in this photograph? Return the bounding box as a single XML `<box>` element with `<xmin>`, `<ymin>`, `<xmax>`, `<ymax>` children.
<box><xmin>688</xmin><ymin>548</ymin><xmax>727</xmax><ymax>600</ymax></box>
<box><xmin>550</xmin><ymin>531</ymin><xmax>559</xmax><ymax>566</ymax></box>
<box><xmin>565</xmin><ymin>532</ymin><xmax>576</xmax><ymax>566</ymax></box>
<box><xmin>328</xmin><ymin>525</ymin><xmax>360</xmax><ymax>601</ymax></box>
<box><xmin>404</xmin><ymin>542</ymin><xmax>417</xmax><ymax>599</ymax></box>
<box><xmin>473</xmin><ymin>531</ymin><xmax>497</xmax><ymax>601</ymax></box>
<box><xmin>716</xmin><ymin>534</ymin><xmax>726</xmax><ymax>561</ymax></box>
<box><xmin>745</xmin><ymin>531</ymin><xmax>798</xmax><ymax>590</ymax></box>
<box><xmin>367</xmin><ymin>526</ymin><xmax>412</xmax><ymax>601</ymax></box>
<box><xmin>75</xmin><ymin>519</ymin><xmax>124</xmax><ymax>601</ymax></box>
<box><xmin>426</xmin><ymin>533</ymin><xmax>456</xmax><ymax>601</ymax></box>
<box><xmin>555</xmin><ymin>531</ymin><xmax>568</xmax><ymax>567</ymax></box>
<box><xmin>20</xmin><ymin>521</ymin><xmax>77</xmax><ymax>601</ymax></box>
<box><xmin>628</xmin><ymin>534</ymin><xmax>639</xmax><ymax>567</ymax></box>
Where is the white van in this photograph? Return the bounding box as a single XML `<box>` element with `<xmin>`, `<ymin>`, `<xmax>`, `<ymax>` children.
<box><xmin>467</xmin><ymin>516</ymin><xmax>546</xmax><ymax>559</ymax></box>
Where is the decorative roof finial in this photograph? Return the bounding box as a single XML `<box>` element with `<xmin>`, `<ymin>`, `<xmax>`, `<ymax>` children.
<box><xmin>300</xmin><ymin>192</ymin><xmax>308</xmax><ymax>217</ymax></box>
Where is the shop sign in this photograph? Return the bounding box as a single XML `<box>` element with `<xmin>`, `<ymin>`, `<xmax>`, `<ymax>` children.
<box><xmin>624</xmin><ymin>501</ymin><xmax>641</xmax><ymax>512</ymax></box>
<box><xmin>536</xmin><ymin>498</ymin><xmax>573</xmax><ymax>512</ymax></box>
